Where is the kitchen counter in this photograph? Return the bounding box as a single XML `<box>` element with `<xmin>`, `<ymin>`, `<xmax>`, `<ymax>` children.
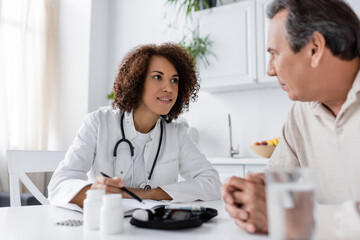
<box><xmin>208</xmin><ymin>157</ymin><xmax>269</xmax><ymax>165</ymax></box>
<box><xmin>207</xmin><ymin>157</ymin><xmax>269</xmax><ymax>181</ymax></box>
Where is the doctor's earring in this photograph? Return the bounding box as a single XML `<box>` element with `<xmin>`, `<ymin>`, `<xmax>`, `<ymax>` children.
<box><xmin>161</xmin><ymin>114</ymin><xmax>170</xmax><ymax>122</ymax></box>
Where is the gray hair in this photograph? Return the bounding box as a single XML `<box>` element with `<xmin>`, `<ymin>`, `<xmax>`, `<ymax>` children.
<box><xmin>267</xmin><ymin>0</ymin><xmax>360</xmax><ymax>60</ymax></box>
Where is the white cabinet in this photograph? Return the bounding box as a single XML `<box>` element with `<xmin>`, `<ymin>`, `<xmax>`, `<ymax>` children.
<box><xmin>244</xmin><ymin>164</ymin><xmax>267</xmax><ymax>174</ymax></box>
<box><xmin>195</xmin><ymin>0</ymin><xmax>278</xmax><ymax>92</ymax></box>
<box><xmin>195</xmin><ymin>1</ymin><xmax>257</xmax><ymax>92</ymax></box>
<box><xmin>256</xmin><ymin>0</ymin><xmax>277</xmax><ymax>84</ymax></box>
<box><xmin>209</xmin><ymin>158</ymin><xmax>268</xmax><ymax>183</ymax></box>
<box><xmin>213</xmin><ymin>165</ymin><xmax>244</xmax><ymax>182</ymax></box>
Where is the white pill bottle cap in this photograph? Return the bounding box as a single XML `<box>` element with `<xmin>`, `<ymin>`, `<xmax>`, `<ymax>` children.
<box><xmin>86</xmin><ymin>189</ymin><xmax>105</xmax><ymax>199</ymax></box>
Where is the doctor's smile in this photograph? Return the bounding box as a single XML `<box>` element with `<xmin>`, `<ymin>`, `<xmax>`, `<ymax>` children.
<box><xmin>157</xmin><ymin>96</ymin><xmax>173</xmax><ymax>104</ymax></box>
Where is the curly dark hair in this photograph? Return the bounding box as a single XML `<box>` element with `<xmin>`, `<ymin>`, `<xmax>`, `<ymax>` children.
<box><xmin>112</xmin><ymin>43</ymin><xmax>200</xmax><ymax>122</ymax></box>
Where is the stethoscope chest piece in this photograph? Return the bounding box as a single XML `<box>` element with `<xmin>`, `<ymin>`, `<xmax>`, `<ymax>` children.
<box><xmin>140</xmin><ymin>182</ymin><xmax>152</xmax><ymax>190</ymax></box>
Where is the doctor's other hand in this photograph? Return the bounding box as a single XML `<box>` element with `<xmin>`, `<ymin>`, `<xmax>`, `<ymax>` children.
<box><xmin>91</xmin><ymin>175</ymin><xmax>125</xmax><ymax>194</ymax></box>
<box><xmin>221</xmin><ymin>173</ymin><xmax>268</xmax><ymax>234</ymax></box>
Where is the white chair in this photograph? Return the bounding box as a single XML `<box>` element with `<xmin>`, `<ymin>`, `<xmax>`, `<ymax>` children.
<box><xmin>7</xmin><ymin>150</ymin><xmax>66</xmax><ymax>207</ymax></box>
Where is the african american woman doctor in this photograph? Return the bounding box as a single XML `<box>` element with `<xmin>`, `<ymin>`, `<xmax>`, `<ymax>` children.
<box><xmin>48</xmin><ymin>43</ymin><xmax>221</xmax><ymax>208</ymax></box>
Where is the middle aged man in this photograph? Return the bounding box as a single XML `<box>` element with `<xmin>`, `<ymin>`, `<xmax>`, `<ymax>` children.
<box><xmin>221</xmin><ymin>0</ymin><xmax>360</xmax><ymax>239</ymax></box>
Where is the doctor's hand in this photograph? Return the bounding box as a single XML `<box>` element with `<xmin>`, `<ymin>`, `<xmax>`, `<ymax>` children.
<box><xmin>91</xmin><ymin>175</ymin><xmax>125</xmax><ymax>194</ymax></box>
<box><xmin>221</xmin><ymin>173</ymin><xmax>268</xmax><ymax>234</ymax></box>
<box><xmin>70</xmin><ymin>176</ymin><xmax>126</xmax><ymax>208</ymax></box>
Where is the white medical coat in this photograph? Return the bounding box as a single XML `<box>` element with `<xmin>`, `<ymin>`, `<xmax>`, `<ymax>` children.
<box><xmin>48</xmin><ymin>109</ymin><xmax>221</xmax><ymax>205</ymax></box>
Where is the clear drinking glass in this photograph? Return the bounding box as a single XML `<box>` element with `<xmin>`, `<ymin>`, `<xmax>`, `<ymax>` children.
<box><xmin>266</xmin><ymin>168</ymin><xmax>316</xmax><ymax>240</ymax></box>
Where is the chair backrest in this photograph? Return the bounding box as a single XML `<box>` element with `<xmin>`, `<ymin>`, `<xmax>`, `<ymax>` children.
<box><xmin>7</xmin><ymin>150</ymin><xmax>66</xmax><ymax>207</ymax></box>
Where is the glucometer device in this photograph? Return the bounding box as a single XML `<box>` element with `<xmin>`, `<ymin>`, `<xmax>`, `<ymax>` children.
<box><xmin>130</xmin><ymin>205</ymin><xmax>217</xmax><ymax>230</ymax></box>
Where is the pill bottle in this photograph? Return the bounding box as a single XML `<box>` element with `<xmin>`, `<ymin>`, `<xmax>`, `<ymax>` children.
<box><xmin>100</xmin><ymin>194</ymin><xmax>124</xmax><ymax>234</ymax></box>
<box><xmin>83</xmin><ymin>189</ymin><xmax>105</xmax><ymax>230</ymax></box>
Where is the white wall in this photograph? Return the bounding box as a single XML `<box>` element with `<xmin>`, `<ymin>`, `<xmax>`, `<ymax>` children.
<box><xmin>347</xmin><ymin>0</ymin><xmax>360</xmax><ymax>15</ymax></box>
<box><xmin>182</xmin><ymin>89</ymin><xmax>292</xmax><ymax>157</ymax></box>
<box><xmin>57</xmin><ymin>0</ymin><xmax>112</xmax><ymax>148</ymax></box>
<box><xmin>88</xmin><ymin>0</ymin><xmax>110</xmax><ymax>112</ymax></box>
<box><xmin>58</xmin><ymin>0</ymin><xmax>91</xmax><ymax>149</ymax></box>
<box><xmin>106</xmin><ymin>0</ymin><xmax>184</xmax><ymax>92</ymax></box>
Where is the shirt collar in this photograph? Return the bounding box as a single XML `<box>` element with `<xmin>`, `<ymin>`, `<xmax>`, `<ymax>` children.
<box><xmin>308</xmin><ymin>69</ymin><xmax>360</xmax><ymax>117</ymax></box>
<box><xmin>149</xmin><ymin>119</ymin><xmax>162</xmax><ymax>141</ymax></box>
<box><xmin>346</xmin><ymin>69</ymin><xmax>360</xmax><ymax>99</ymax></box>
<box><xmin>308</xmin><ymin>101</ymin><xmax>331</xmax><ymax>119</ymax></box>
<box><xmin>123</xmin><ymin>110</ymin><xmax>162</xmax><ymax>141</ymax></box>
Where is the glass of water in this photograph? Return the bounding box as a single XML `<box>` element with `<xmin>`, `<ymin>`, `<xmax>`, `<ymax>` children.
<box><xmin>266</xmin><ymin>168</ymin><xmax>316</xmax><ymax>240</ymax></box>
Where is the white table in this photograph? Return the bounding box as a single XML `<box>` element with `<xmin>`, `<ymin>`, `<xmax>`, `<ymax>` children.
<box><xmin>0</xmin><ymin>200</ymin><xmax>268</xmax><ymax>240</ymax></box>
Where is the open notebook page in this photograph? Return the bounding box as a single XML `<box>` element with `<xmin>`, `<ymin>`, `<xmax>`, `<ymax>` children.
<box><xmin>123</xmin><ymin>199</ymin><xmax>170</xmax><ymax>217</ymax></box>
<box><xmin>54</xmin><ymin>199</ymin><xmax>170</xmax><ymax>217</ymax></box>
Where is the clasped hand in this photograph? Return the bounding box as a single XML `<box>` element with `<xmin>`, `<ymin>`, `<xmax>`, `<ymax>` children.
<box><xmin>221</xmin><ymin>173</ymin><xmax>268</xmax><ymax>234</ymax></box>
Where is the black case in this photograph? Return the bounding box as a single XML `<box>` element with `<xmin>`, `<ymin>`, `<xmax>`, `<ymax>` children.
<box><xmin>130</xmin><ymin>205</ymin><xmax>218</xmax><ymax>230</ymax></box>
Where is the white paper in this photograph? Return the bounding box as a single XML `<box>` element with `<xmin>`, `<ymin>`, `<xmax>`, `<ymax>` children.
<box><xmin>54</xmin><ymin>203</ymin><xmax>84</xmax><ymax>213</ymax></box>
<box><xmin>53</xmin><ymin>199</ymin><xmax>169</xmax><ymax>216</ymax></box>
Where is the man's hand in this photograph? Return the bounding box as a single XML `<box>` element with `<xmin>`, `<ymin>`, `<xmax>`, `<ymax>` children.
<box><xmin>221</xmin><ymin>173</ymin><xmax>268</xmax><ymax>234</ymax></box>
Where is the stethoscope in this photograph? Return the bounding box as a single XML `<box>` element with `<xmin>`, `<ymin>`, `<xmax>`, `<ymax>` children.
<box><xmin>113</xmin><ymin>112</ymin><xmax>163</xmax><ymax>190</ymax></box>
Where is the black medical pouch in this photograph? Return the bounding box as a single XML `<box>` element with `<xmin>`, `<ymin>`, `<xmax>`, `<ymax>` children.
<box><xmin>130</xmin><ymin>205</ymin><xmax>217</xmax><ymax>230</ymax></box>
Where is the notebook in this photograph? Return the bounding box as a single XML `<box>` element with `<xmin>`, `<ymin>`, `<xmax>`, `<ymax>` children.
<box><xmin>54</xmin><ymin>199</ymin><xmax>169</xmax><ymax>217</ymax></box>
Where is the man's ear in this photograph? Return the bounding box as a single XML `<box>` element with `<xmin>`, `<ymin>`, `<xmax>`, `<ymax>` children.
<box><xmin>309</xmin><ymin>31</ymin><xmax>326</xmax><ymax>68</ymax></box>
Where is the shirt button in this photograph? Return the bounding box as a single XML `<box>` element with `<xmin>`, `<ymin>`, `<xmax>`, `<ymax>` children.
<box><xmin>336</xmin><ymin>128</ymin><xmax>343</xmax><ymax>134</ymax></box>
<box><xmin>120</xmin><ymin>171</ymin><xmax>124</xmax><ymax>174</ymax></box>
<box><xmin>147</xmin><ymin>171</ymin><xmax>150</xmax><ymax>174</ymax></box>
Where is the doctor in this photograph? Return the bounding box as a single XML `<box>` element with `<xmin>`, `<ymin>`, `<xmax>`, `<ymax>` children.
<box><xmin>48</xmin><ymin>43</ymin><xmax>221</xmax><ymax>208</ymax></box>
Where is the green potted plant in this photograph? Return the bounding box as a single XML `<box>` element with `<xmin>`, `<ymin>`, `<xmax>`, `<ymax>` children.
<box><xmin>179</xmin><ymin>26</ymin><xmax>214</xmax><ymax>68</ymax></box>
<box><xmin>167</xmin><ymin>0</ymin><xmax>219</xmax><ymax>17</ymax></box>
<box><xmin>107</xmin><ymin>91</ymin><xmax>114</xmax><ymax>101</ymax></box>
<box><xmin>166</xmin><ymin>0</ymin><xmax>217</xmax><ymax>67</ymax></box>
